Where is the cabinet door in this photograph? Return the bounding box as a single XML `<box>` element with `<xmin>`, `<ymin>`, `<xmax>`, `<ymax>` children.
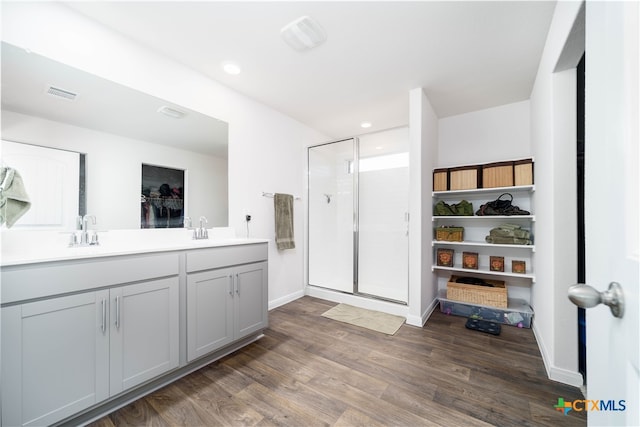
<box><xmin>1</xmin><ymin>291</ymin><xmax>109</xmax><ymax>427</ymax></box>
<box><xmin>109</xmin><ymin>277</ymin><xmax>179</xmax><ymax>395</ymax></box>
<box><xmin>234</xmin><ymin>261</ymin><xmax>268</xmax><ymax>339</ymax></box>
<box><xmin>186</xmin><ymin>267</ymin><xmax>234</xmax><ymax>361</ymax></box>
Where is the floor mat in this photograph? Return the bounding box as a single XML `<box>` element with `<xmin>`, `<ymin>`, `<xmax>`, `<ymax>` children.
<box><xmin>321</xmin><ymin>303</ymin><xmax>405</xmax><ymax>335</ymax></box>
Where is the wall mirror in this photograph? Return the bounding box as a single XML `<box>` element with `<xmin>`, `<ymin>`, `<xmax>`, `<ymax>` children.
<box><xmin>1</xmin><ymin>41</ymin><xmax>229</xmax><ymax>230</ymax></box>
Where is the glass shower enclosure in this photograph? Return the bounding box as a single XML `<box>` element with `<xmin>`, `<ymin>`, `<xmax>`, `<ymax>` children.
<box><xmin>307</xmin><ymin>128</ymin><xmax>409</xmax><ymax>303</ymax></box>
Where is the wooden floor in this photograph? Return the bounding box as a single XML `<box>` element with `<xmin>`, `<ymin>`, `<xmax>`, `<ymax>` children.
<box><xmin>89</xmin><ymin>296</ymin><xmax>586</xmax><ymax>426</ymax></box>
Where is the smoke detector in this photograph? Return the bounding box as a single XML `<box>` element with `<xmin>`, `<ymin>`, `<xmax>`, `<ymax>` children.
<box><xmin>281</xmin><ymin>16</ymin><xmax>327</xmax><ymax>51</ymax></box>
<box><xmin>45</xmin><ymin>85</ymin><xmax>78</xmax><ymax>101</ymax></box>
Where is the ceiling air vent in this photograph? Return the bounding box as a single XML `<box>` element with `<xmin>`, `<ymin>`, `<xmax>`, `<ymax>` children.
<box><xmin>281</xmin><ymin>16</ymin><xmax>327</xmax><ymax>51</ymax></box>
<box><xmin>46</xmin><ymin>85</ymin><xmax>78</xmax><ymax>101</ymax></box>
<box><xmin>157</xmin><ymin>106</ymin><xmax>186</xmax><ymax>119</ymax></box>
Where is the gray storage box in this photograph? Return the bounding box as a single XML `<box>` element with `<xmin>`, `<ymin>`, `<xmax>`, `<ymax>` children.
<box><xmin>438</xmin><ymin>290</ymin><xmax>533</xmax><ymax>328</ymax></box>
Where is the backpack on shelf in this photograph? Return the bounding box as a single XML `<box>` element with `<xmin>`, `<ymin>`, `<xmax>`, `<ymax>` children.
<box><xmin>475</xmin><ymin>193</ymin><xmax>530</xmax><ymax>216</ymax></box>
<box><xmin>485</xmin><ymin>224</ymin><xmax>532</xmax><ymax>245</ymax></box>
<box><xmin>434</xmin><ymin>200</ymin><xmax>474</xmax><ymax>216</ymax></box>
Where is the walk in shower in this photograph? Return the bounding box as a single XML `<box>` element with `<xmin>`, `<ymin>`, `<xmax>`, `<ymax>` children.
<box><xmin>308</xmin><ymin>127</ymin><xmax>409</xmax><ymax>303</ymax></box>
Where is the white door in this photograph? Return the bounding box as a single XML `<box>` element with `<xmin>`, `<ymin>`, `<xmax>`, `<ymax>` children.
<box><xmin>1</xmin><ymin>140</ymin><xmax>79</xmax><ymax>229</ymax></box>
<box><xmin>584</xmin><ymin>1</ymin><xmax>639</xmax><ymax>425</ymax></box>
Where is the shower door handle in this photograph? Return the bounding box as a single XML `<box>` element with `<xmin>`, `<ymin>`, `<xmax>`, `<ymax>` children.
<box><xmin>405</xmin><ymin>212</ymin><xmax>409</xmax><ymax>236</ymax></box>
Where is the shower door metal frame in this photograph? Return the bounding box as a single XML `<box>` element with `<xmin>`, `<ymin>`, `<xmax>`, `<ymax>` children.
<box><xmin>352</xmin><ymin>138</ymin><xmax>360</xmax><ymax>295</ymax></box>
<box><xmin>306</xmin><ymin>137</ymin><xmax>358</xmax><ymax>293</ymax></box>
<box><xmin>307</xmin><ymin>137</ymin><xmax>406</xmax><ymax>305</ymax></box>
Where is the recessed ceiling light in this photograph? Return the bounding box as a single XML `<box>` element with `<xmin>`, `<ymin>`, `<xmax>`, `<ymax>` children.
<box><xmin>360</xmin><ymin>122</ymin><xmax>372</xmax><ymax>128</ymax></box>
<box><xmin>375</xmin><ymin>146</ymin><xmax>383</xmax><ymax>150</ymax></box>
<box><xmin>222</xmin><ymin>61</ymin><xmax>241</xmax><ymax>75</ymax></box>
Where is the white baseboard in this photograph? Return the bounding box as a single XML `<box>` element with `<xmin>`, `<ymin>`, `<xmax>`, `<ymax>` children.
<box><xmin>407</xmin><ymin>298</ymin><xmax>439</xmax><ymax>327</ymax></box>
<box><xmin>532</xmin><ymin>322</ymin><xmax>552</xmax><ymax>374</ymax></box>
<box><xmin>549</xmin><ymin>366</ymin><xmax>584</xmax><ymax>387</ymax></box>
<box><xmin>533</xmin><ymin>322</ymin><xmax>584</xmax><ymax>387</ymax></box>
<box><xmin>268</xmin><ymin>289</ymin><xmax>305</xmax><ymax>311</ymax></box>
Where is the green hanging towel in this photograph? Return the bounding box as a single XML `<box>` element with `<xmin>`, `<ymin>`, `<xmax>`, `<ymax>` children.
<box><xmin>274</xmin><ymin>193</ymin><xmax>295</xmax><ymax>250</ymax></box>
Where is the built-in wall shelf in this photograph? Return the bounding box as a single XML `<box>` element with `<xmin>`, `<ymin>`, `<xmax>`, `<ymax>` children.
<box><xmin>432</xmin><ymin>184</ymin><xmax>535</xmax><ymax>197</ymax></box>
<box><xmin>432</xmin><ymin>265</ymin><xmax>535</xmax><ymax>281</ymax></box>
<box><xmin>432</xmin><ymin>240</ymin><xmax>535</xmax><ymax>252</ymax></box>
<box><xmin>432</xmin><ymin>215</ymin><xmax>535</xmax><ymax>222</ymax></box>
<box><xmin>432</xmin><ymin>179</ymin><xmax>536</xmax><ymax>292</ymax></box>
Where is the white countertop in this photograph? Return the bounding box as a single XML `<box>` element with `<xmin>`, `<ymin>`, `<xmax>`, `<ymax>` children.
<box><xmin>1</xmin><ymin>228</ymin><xmax>269</xmax><ymax>267</ymax></box>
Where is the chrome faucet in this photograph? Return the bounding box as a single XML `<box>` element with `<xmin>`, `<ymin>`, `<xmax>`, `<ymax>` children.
<box><xmin>81</xmin><ymin>214</ymin><xmax>97</xmax><ymax>245</ymax></box>
<box><xmin>193</xmin><ymin>216</ymin><xmax>208</xmax><ymax>240</ymax></box>
<box><xmin>70</xmin><ymin>214</ymin><xmax>99</xmax><ymax>247</ymax></box>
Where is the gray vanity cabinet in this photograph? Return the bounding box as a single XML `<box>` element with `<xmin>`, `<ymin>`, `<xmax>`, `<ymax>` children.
<box><xmin>186</xmin><ymin>267</ymin><xmax>235</xmax><ymax>360</ymax></box>
<box><xmin>1</xmin><ymin>242</ymin><xmax>267</xmax><ymax>426</ymax></box>
<box><xmin>186</xmin><ymin>244</ymin><xmax>268</xmax><ymax>362</ymax></box>
<box><xmin>234</xmin><ymin>262</ymin><xmax>269</xmax><ymax>338</ymax></box>
<box><xmin>109</xmin><ymin>277</ymin><xmax>180</xmax><ymax>395</ymax></box>
<box><xmin>2</xmin><ymin>291</ymin><xmax>110</xmax><ymax>427</ymax></box>
<box><xmin>1</xmin><ymin>254</ymin><xmax>180</xmax><ymax>427</ymax></box>
<box><xmin>186</xmin><ymin>262</ymin><xmax>268</xmax><ymax>362</ymax></box>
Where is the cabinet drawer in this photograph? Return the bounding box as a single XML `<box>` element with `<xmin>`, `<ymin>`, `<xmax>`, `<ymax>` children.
<box><xmin>186</xmin><ymin>243</ymin><xmax>268</xmax><ymax>273</ymax></box>
<box><xmin>1</xmin><ymin>252</ymin><xmax>180</xmax><ymax>305</ymax></box>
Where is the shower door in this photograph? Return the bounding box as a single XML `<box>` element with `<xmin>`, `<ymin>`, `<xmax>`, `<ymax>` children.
<box><xmin>308</xmin><ymin>129</ymin><xmax>409</xmax><ymax>303</ymax></box>
<box><xmin>308</xmin><ymin>138</ymin><xmax>355</xmax><ymax>293</ymax></box>
<box><xmin>356</xmin><ymin>128</ymin><xmax>409</xmax><ymax>303</ymax></box>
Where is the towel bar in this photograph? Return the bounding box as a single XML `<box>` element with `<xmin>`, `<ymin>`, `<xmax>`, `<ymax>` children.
<box><xmin>262</xmin><ymin>192</ymin><xmax>301</xmax><ymax>200</ymax></box>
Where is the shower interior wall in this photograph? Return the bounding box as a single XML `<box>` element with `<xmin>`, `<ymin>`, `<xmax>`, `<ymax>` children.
<box><xmin>357</xmin><ymin>128</ymin><xmax>410</xmax><ymax>303</ymax></box>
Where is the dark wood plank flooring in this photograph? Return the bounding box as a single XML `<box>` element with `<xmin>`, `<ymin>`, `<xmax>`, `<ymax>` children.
<box><xmin>89</xmin><ymin>296</ymin><xmax>586</xmax><ymax>426</ymax></box>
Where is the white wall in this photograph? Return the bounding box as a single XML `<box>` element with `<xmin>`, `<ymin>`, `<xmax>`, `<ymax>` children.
<box><xmin>407</xmin><ymin>88</ymin><xmax>439</xmax><ymax>326</ymax></box>
<box><xmin>438</xmin><ymin>100</ymin><xmax>531</xmax><ymax>167</ymax></box>
<box><xmin>530</xmin><ymin>0</ymin><xmax>584</xmax><ymax>387</ymax></box>
<box><xmin>1</xmin><ymin>2</ymin><xmax>328</xmax><ymax>308</ymax></box>
<box><xmin>2</xmin><ymin>111</ymin><xmax>228</xmax><ymax>230</ymax></box>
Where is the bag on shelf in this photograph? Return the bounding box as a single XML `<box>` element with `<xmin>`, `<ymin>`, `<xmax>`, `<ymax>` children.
<box><xmin>475</xmin><ymin>193</ymin><xmax>530</xmax><ymax>216</ymax></box>
<box><xmin>434</xmin><ymin>200</ymin><xmax>474</xmax><ymax>216</ymax></box>
<box><xmin>435</xmin><ymin>226</ymin><xmax>464</xmax><ymax>241</ymax></box>
<box><xmin>485</xmin><ymin>224</ymin><xmax>532</xmax><ymax>245</ymax></box>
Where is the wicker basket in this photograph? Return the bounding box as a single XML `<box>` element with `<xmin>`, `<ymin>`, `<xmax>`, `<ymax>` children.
<box><xmin>446</xmin><ymin>275</ymin><xmax>507</xmax><ymax>308</ymax></box>
<box><xmin>514</xmin><ymin>159</ymin><xmax>534</xmax><ymax>186</ymax></box>
<box><xmin>433</xmin><ymin>168</ymin><xmax>449</xmax><ymax>191</ymax></box>
<box><xmin>482</xmin><ymin>161</ymin><xmax>514</xmax><ymax>188</ymax></box>
<box><xmin>435</xmin><ymin>227</ymin><xmax>464</xmax><ymax>242</ymax></box>
<box><xmin>449</xmin><ymin>165</ymin><xmax>481</xmax><ymax>190</ymax></box>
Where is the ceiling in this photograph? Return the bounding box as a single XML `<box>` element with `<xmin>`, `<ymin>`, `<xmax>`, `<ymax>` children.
<box><xmin>64</xmin><ymin>1</ymin><xmax>556</xmax><ymax>139</ymax></box>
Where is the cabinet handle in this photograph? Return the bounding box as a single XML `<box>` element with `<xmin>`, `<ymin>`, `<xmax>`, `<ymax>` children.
<box><xmin>228</xmin><ymin>275</ymin><xmax>234</xmax><ymax>296</ymax></box>
<box><xmin>115</xmin><ymin>296</ymin><xmax>120</xmax><ymax>329</ymax></box>
<box><xmin>101</xmin><ymin>298</ymin><xmax>106</xmax><ymax>333</ymax></box>
<box><xmin>235</xmin><ymin>274</ymin><xmax>240</xmax><ymax>295</ymax></box>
